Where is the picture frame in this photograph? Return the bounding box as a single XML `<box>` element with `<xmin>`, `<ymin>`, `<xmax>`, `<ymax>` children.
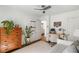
<box><xmin>54</xmin><ymin>21</ymin><xmax>62</xmax><ymax>27</ymax></box>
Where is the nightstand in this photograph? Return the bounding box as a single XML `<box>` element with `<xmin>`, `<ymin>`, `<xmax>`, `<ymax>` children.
<box><xmin>49</xmin><ymin>33</ymin><xmax>58</xmax><ymax>42</ymax></box>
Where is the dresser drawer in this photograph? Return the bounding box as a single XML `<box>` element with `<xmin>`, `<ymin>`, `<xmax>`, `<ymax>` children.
<box><xmin>0</xmin><ymin>44</ymin><xmax>9</xmax><ymax>52</ymax></box>
<box><xmin>0</xmin><ymin>27</ymin><xmax>22</xmax><ymax>52</ymax></box>
<box><xmin>0</xmin><ymin>42</ymin><xmax>18</xmax><ymax>52</ymax></box>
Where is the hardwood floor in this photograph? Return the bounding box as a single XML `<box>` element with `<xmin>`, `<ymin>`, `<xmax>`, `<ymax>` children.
<box><xmin>12</xmin><ymin>41</ymin><xmax>56</xmax><ymax>53</ymax></box>
<box><xmin>6</xmin><ymin>39</ymin><xmax>41</xmax><ymax>53</ymax></box>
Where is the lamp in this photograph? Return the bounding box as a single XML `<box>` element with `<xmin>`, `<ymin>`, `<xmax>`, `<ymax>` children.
<box><xmin>43</xmin><ymin>10</ymin><xmax>45</xmax><ymax>13</ymax></box>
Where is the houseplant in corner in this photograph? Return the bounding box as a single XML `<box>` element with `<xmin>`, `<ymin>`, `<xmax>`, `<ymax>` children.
<box><xmin>24</xmin><ymin>26</ymin><xmax>33</xmax><ymax>45</ymax></box>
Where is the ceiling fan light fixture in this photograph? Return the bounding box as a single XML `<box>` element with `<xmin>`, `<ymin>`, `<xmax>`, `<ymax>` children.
<box><xmin>43</xmin><ymin>10</ymin><xmax>45</xmax><ymax>13</ymax></box>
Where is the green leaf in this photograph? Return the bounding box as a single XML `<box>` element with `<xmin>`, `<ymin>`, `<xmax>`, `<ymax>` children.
<box><xmin>24</xmin><ymin>26</ymin><xmax>33</xmax><ymax>38</ymax></box>
<box><xmin>1</xmin><ymin>20</ymin><xmax>14</xmax><ymax>35</ymax></box>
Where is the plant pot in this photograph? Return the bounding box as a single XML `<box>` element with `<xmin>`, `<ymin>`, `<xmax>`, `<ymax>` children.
<box><xmin>27</xmin><ymin>38</ymin><xmax>30</xmax><ymax>43</ymax></box>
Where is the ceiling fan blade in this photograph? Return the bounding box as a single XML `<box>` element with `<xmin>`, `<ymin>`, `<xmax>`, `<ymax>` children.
<box><xmin>34</xmin><ymin>5</ymin><xmax>51</xmax><ymax>10</ymax></box>
<box><xmin>43</xmin><ymin>6</ymin><xmax>51</xmax><ymax>10</ymax></box>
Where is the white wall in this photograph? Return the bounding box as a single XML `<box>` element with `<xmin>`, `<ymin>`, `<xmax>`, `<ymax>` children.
<box><xmin>40</xmin><ymin>10</ymin><xmax>79</xmax><ymax>41</ymax></box>
<box><xmin>0</xmin><ymin>6</ymin><xmax>42</xmax><ymax>45</ymax></box>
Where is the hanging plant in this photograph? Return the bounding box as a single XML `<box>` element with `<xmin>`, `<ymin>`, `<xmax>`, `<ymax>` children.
<box><xmin>1</xmin><ymin>20</ymin><xmax>14</xmax><ymax>35</ymax></box>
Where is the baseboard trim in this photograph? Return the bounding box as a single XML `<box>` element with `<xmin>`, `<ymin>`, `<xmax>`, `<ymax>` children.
<box><xmin>22</xmin><ymin>39</ymin><xmax>41</xmax><ymax>47</ymax></box>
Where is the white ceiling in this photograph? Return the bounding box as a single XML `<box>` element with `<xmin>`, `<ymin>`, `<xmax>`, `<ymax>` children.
<box><xmin>46</xmin><ymin>5</ymin><xmax>79</xmax><ymax>15</ymax></box>
<box><xmin>0</xmin><ymin>5</ymin><xmax>79</xmax><ymax>16</ymax></box>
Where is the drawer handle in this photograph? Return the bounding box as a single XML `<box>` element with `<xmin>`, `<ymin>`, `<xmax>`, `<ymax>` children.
<box><xmin>4</xmin><ymin>41</ymin><xmax>7</xmax><ymax>42</ymax></box>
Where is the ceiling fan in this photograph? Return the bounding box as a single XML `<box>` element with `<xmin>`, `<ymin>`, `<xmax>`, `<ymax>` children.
<box><xmin>35</xmin><ymin>5</ymin><xmax>51</xmax><ymax>13</ymax></box>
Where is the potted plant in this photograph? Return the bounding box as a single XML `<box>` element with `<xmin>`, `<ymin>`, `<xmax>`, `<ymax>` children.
<box><xmin>24</xmin><ymin>26</ymin><xmax>33</xmax><ymax>45</ymax></box>
<box><xmin>1</xmin><ymin>20</ymin><xmax>14</xmax><ymax>35</ymax></box>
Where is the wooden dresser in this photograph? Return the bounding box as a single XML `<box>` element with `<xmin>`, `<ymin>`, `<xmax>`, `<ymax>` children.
<box><xmin>0</xmin><ymin>27</ymin><xmax>22</xmax><ymax>53</ymax></box>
